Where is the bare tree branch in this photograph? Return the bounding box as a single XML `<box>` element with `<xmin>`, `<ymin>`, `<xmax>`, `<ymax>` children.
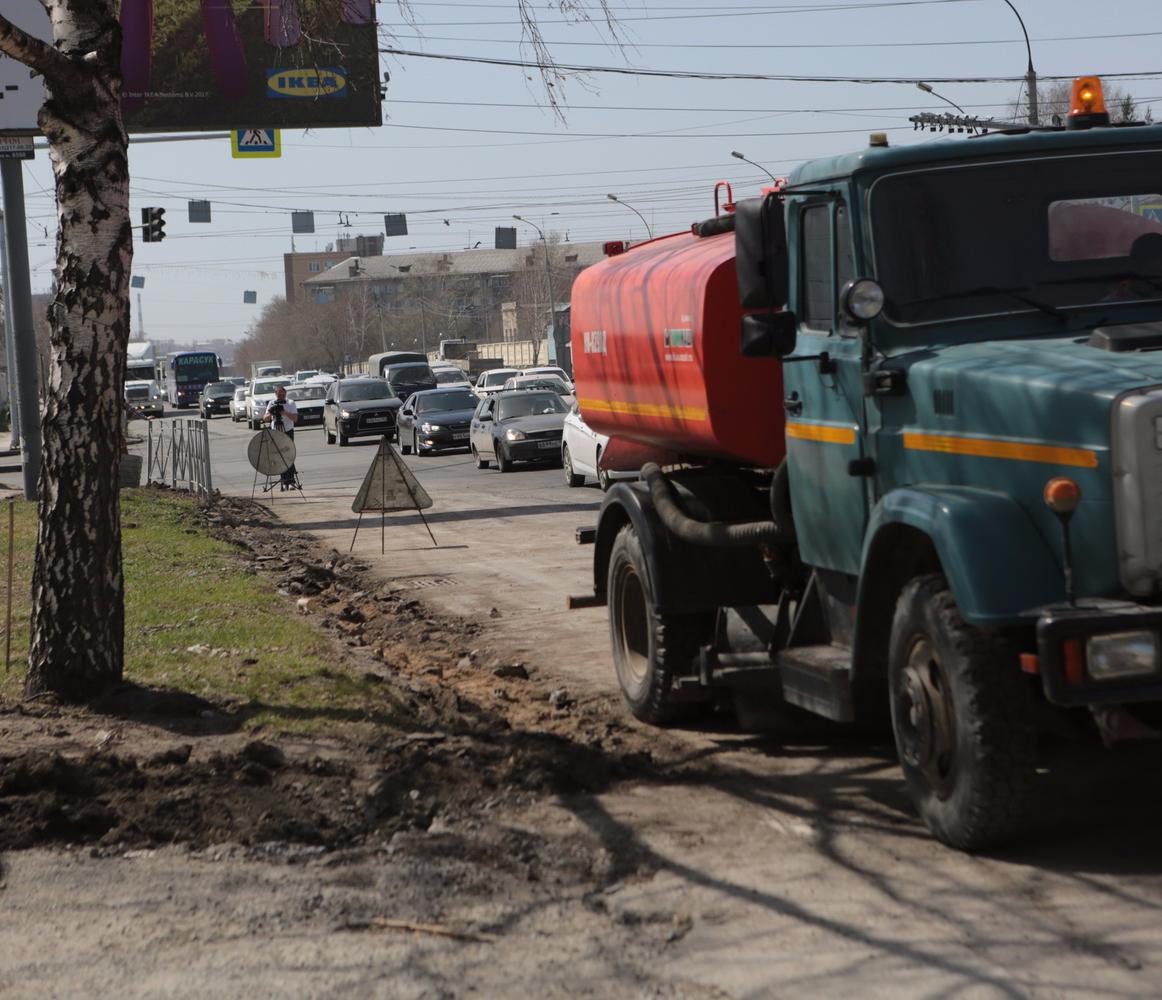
<box><xmin>0</xmin><ymin>13</ymin><xmax>77</xmax><ymax>90</ymax></box>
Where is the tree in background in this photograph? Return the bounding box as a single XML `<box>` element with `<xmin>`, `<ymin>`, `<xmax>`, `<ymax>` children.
<box><xmin>0</xmin><ymin>0</ymin><xmax>622</xmax><ymax>702</ymax></box>
<box><xmin>1011</xmin><ymin>81</ymin><xmax>1153</xmax><ymax>125</ymax></box>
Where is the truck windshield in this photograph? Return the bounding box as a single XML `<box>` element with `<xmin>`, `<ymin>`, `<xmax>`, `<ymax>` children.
<box><xmin>872</xmin><ymin>150</ymin><xmax>1162</xmax><ymax>326</ymax></box>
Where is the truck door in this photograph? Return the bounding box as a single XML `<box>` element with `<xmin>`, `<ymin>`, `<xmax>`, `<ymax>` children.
<box><xmin>781</xmin><ymin>198</ymin><xmax>868</xmax><ymax>576</ymax></box>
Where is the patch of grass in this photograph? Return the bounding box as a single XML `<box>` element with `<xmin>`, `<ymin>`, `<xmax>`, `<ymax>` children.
<box><xmin>0</xmin><ymin>490</ymin><xmax>409</xmax><ymax>734</ymax></box>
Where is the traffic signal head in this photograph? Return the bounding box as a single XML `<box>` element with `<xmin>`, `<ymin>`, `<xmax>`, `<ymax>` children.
<box><xmin>141</xmin><ymin>206</ymin><xmax>166</xmax><ymax>242</ymax></box>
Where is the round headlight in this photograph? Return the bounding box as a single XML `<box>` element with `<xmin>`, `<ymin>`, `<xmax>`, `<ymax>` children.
<box><xmin>841</xmin><ymin>278</ymin><xmax>885</xmax><ymax>322</ymax></box>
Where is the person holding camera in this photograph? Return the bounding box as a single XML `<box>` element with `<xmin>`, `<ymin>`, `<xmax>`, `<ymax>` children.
<box><xmin>262</xmin><ymin>385</ymin><xmax>300</xmax><ymax>488</ymax></box>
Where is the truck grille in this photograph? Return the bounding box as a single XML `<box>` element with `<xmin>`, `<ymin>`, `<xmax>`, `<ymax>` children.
<box><xmin>526</xmin><ymin>428</ymin><xmax>563</xmax><ymax>441</ymax></box>
<box><xmin>1112</xmin><ymin>387</ymin><xmax>1162</xmax><ymax>596</ymax></box>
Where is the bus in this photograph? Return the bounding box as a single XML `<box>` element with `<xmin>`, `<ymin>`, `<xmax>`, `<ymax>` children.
<box><xmin>164</xmin><ymin>350</ymin><xmax>221</xmax><ymax>408</ymax></box>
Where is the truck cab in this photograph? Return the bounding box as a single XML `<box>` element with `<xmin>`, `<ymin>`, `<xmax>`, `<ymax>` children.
<box><xmin>574</xmin><ymin>80</ymin><xmax>1162</xmax><ymax>849</ymax></box>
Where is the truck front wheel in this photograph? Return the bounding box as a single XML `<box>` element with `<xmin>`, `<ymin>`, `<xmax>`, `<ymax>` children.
<box><xmin>889</xmin><ymin>574</ymin><xmax>1034</xmax><ymax>851</ymax></box>
<box><xmin>607</xmin><ymin>525</ymin><xmax>708</xmax><ymax>725</ymax></box>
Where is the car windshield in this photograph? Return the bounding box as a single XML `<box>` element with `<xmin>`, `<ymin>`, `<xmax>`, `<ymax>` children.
<box><xmin>435</xmin><ymin>370</ymin><xmax>468</xmax><ymax>384</ymax></box>
<box><xmin>234</xmin><ymin>388</ymin><xmax>246</xmax><ymax>400</ymax></box>
<box><xmin>206</xmin><ymin>383</ymin><xmax>234</xmax><ymax>398</ymax></box>
<box><xmin>417</xmin><ymin>390</ymin><xmax>477</xmax><ymax>413</ymax></box>
<box><xmin>517</xmin><ymin>377</ymin><xmax>569</xmax><ymax>394</ymax></box>
<box><xmin>253</xmin><ymin>379</ymin><xmax>289</xmax><ymax>394</ymax></box>
<box><xmin>339</xmin><ymin>381</ymin><xmax>394</xmax><ymax>402</ymax></box>
<box><xmin>496</xmin><ymin>393</ymin><xmax>567</xmax><ymax>420</ymax></box>
<box><xmin>287</xmin><ymin>386</ymin><xmax>326</xmax><ymax>401</ymax></box>
<box><xmin>482</xmin><ymin>370</ymin><xmax>519</xmax><ymax>387</ymax></box>
<box><xmin>872</xmin><ymin>150</ymin><xmax>1162</xmax><ymax>326</ymax></box>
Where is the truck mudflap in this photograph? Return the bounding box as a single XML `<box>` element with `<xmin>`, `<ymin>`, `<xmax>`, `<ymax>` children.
<box><xmin>1036</xmin><ymin>602</ymin><xmax>1162</xmax><ymax>706</ymax></box>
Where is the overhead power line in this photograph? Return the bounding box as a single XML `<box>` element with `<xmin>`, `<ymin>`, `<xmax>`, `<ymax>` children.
<box><xmin>381</xmin><ymin>46</ymin><xmax>1162</xmax><ymax>85</ymax></box>
<box><xmin>383</xmin><ymin>28</ymin><xmax>1162</xmax><ymax>51</ymax></box>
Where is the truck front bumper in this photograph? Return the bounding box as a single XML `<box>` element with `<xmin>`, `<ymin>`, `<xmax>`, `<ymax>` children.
<box><xmin>1036</xmin><ymin>602</ymin><xmax>1162</xmax><ymax>706</ymax></box>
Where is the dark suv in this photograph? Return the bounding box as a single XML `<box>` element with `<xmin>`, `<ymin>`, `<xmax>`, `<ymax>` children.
<box><xmin>384</xmin><ymin>362</ymin><xmax>437</xmax><ymax>400</ymax></box>
<box><xmin>199</xmin><ymin>381</ymin><xmax>236</xmax><ymax>419</ymax></box>
<box><xmin>323</xmin><ymin>377</ymin><xmax>402</xmax><ymax>446</ymax></box>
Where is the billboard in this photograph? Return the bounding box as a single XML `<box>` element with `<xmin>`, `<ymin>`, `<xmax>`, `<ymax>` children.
<box><xmin>119</xmin><ymin>0</ymin><xmax>382</xmax><ymax>132</ymax></box>
<box><xmin>0</xmin><ymin>0</ymin><xmax>49</xmax><ymax>134</ymax></box>
<box><xmin>1</xmin><ymin>1</ymin><xmax>382</xmax><ymax>134</ymax></box>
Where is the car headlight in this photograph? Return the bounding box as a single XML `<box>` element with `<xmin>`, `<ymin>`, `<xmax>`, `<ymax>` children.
<box><xmin>421</xmin><ymin>422</ymin><xmax>441</xmax><ymax>433</ymax></box>
<box><xmin>505</xmin><ymin>428</ymin><xmax>527</xmax><ymax>442</ymax></box>
<box><xmin>340</xmin><ymin>409</ymin><xmax>354</xmax><ymax>419</ymax></box>
<box><xmin>1086</xmin><ymin>630</ymin><xmax>1159</xmax><ymax>680</ymax></box>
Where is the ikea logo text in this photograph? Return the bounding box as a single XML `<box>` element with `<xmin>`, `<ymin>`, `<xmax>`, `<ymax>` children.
<box><xmin>267</xmin><ymin>68</ymin><xmax>348</xmax><ymax>99</ymax></box>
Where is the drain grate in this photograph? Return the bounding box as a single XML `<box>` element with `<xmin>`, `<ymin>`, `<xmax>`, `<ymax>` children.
<box><xmin>393</xmin><ymin>575</ymin><xmax>454</xmax><ymax>591</ymax></box>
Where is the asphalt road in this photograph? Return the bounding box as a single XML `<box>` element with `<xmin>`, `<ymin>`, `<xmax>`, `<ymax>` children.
<box><xmin>130</xmin><ymin>410</ymin><xmax>1162</xmax><ymax>997</ymax></box>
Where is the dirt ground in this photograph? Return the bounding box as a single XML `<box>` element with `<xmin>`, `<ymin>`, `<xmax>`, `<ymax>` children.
<box><xmin>5</xmin><ymin>493</ymin><xmax>1162</xmax><ymax>998</ymax></box>
<box><xmin>0</xmin><ymin>494</ymin><xmax>720</xmax><ymax>998</ymax></box>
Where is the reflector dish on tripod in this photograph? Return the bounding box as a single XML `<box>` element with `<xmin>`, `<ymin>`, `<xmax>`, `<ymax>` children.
<box><xmin>247</xmin><ymin>429</ymin><xmax>296</xmax><ymax>476</ymax></box>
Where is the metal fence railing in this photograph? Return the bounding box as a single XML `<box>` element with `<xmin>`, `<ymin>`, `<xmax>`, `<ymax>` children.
<box><xmin>146</xmin><ymin>418</ymin><xmax>213</xmax><ymax>495</ymax></box>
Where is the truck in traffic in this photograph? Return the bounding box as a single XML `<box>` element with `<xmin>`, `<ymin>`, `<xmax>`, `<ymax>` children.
<box><xmin>250</xmin><ymin>360</ymin><xmax>284</xmax><ymax>379</ymax></box>
<box><xmin>125</xmin><ymin>339</ymin><xmax>164</xmax><ymax>416</ymax></box>
<box><xmin>569</xmin><ymin>77</ymin><xmax>1162</xmax><ymax>850</ymax></box>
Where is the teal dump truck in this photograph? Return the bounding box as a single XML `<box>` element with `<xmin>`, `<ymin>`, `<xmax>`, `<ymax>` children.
<box><xmin>569</xmin><ymin>79</ymin><xmax>1162</xmax><ymax>850</ymax></box>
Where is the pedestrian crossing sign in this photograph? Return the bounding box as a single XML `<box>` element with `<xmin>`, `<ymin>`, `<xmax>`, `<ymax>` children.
<box><xmin>231</xmin><ymin>129</ymin><xmax>281</xmax><ymax>158</ymax></box>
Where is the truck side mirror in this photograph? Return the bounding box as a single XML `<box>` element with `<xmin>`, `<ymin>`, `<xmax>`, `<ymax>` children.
<box><xmin>734</xmin><ymin>193</ymin><xmax>789</xmax><ymax>310</ymax></box>
<box><xmin>741</xmin><ymin>312</ymin><xmax>797</xmax><ymax>358</ymax></box>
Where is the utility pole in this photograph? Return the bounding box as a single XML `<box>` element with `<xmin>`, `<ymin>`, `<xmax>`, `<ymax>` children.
<box><xmin>0</xmin><ymin>209</ymin><xmax>19</xmax><ymax>444</ymax></box>
<box><xmin>1</xmin><ymin>160</ymin><xmax>42</xmax><ymax>499</ymax></box>
<box><xmin>1000</xmin><ymin>0</ymin><xmax>1038</xmax><ymax>125</ymax></box>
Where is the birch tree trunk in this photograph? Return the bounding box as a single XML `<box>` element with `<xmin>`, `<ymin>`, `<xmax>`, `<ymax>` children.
<box><xmin>0</xmin><ymin>3</ymin><xmax>131</xmax><ymax>699</ymax></box>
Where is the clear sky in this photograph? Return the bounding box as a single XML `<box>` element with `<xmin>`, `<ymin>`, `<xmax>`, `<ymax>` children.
<box><xmin>10</xmin><ymin>0</ymin><xmax>1162</xmax><ymax>343</ymax></box>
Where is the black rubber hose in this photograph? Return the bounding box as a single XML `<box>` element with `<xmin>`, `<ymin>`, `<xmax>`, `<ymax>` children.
<box><xmin>770</xmin><ymin>459</ymin><xmax>795</xmax><ymax>537</ymax></box>
<box><xmin>642</xmin><ymin>462</ymin><xmax>790</xmax><ymax>548</ymax></box>
<box><xmin>690</xmin><ymin>214</ymin><xmax>736</xmax><ymax>238</ymax></box>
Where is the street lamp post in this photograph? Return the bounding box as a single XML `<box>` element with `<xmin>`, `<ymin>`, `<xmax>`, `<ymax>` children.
<box><xmin>916</xmin><ymin>81</ymin><xmax>968</xmax><ymax>116</ymax></box>
<box><xmin>513</xmin><ymin>214</ymin><xmax>567</xmax><ymax>373</ymax></box>
<box><xmin>730</xmin><ymin>150</ymin><xmax>777</xmax><ymax>184</ymax></box>
<box><xmin>1000</xmin><ymin>0</ymin><xmax>1037</xmax><ymax>125</ymax></box>
<box><xmin>605</xmin><ymin>193</ymin><xmax>654</xmax><ymax>240</ymax></box>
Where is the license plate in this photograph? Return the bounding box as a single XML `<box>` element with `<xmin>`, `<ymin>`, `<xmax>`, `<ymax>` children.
<box><xmin>537</xmin><ymin>439</ymin><xmax>558</xmax><ymax>450</ymax></box>
<box><xmin>365</xmin><ymin>416</ymin><xmax>387</xmax><ymax>424</ymax></box>
<box><xmin>453</xmin><ymin>432</ymin><xmax>469</xmax><ymax>440</ymax></box>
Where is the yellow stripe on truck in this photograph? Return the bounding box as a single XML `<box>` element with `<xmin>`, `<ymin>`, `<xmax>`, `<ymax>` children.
<box><xmin>786</xmin><ymin>422</ymin><xmax>858</xmax><ymax>445</ymax></box>
<box><xmin>903</xmin><ymin>431</ymin><xmax>1098</xmax><ymax>468</ymax></box>
<box><xmin>579</xmin><ymin>397</ymin><xmax>708</xmax><ymax>422</ymax></box>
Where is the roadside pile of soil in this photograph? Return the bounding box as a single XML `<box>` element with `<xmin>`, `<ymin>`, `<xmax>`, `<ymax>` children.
<box><xmin>0</xmin><ymin>491</ymin><xmax>676</xmax><ymax>882</ymax></box>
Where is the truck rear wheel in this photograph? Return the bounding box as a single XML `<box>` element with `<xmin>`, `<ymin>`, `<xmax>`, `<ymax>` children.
<box><xmin>608</xmin><ymin>525</ymin><xmax>708</xmax><ymax>725</ymax></box>
<box><xmin>889</xmin><ymin>574</ymin><xmax>1034</xmax><ymax>851</ymax></box>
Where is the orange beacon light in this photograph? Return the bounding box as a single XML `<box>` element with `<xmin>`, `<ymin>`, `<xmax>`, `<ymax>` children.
<box><xmin>1067</xmin><ymin>76</ymin><xmax>1111</xmax><ymax>129</ymax></box>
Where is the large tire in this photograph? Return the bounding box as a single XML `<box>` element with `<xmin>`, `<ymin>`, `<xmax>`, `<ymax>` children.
<box><xmin>415</xmin><ymin>431</ymin><xmax>429</xmax><ymax>457</ymax></box>
<box><xmin>401</xmin><ymin>433</ymin><xmax>412</xmax><ymax>455</ymax></box>
<box><xmin>473</xmin><ymin>446</ymin><xmax>488</xmax><ymax>470</ymax></box>
<box><xmin>496</xmin><ymin>445</ymin><xmax>511</xmax><ymax>473</ymax></box>
<box><xmin>607</xmin><ymin>525</ymin><xmax>709</xmax><ymax>725</ymax></box>
<box><xmin>325</xmin><ymin>424</ymin><xmax>335</xmax><ymax>445</ymax></box>
<box><xmin>338</xmin><ymin>429</ymin><xmax>349</xmax><ymax>447</ymax></box>
<box><xmin>889</xmin><ymin>573</ymin><xmax>1035</xmax><ymax>851</ymax></box>
<box><xmin>563</xmin><ymin>444</ymin><xmax>584</xmax><ymax>487</ymax></box>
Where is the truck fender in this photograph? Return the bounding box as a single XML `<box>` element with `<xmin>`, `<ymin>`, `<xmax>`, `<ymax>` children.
<box><xmin>863</xmin><ymin>486</ymin><xmax>1061</xmax><ymax>624</ymax></box>
<box><xmin>593</xmin><ymin>479</ymin><xmax>778</xmax><ymax>615</ymax></box>
<box><xmin>850</xmin><ymin>486</ymin><xmax>1062</xmax><ymax>714</ymax></box>
<box><xmin>592</xmin><ymin>482</ymin><xmax>667</xmax><ymax>608</ymax></box>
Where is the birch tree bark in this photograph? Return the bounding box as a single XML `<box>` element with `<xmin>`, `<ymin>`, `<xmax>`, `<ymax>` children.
<box><xmin>0</xmin><ymin>3</ymin><xmax>131</xmax><ymax>699</ymax></box>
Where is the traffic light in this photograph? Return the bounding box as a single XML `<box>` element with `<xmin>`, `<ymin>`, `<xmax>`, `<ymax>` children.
<box><xmin>141</xmin><ymin>207</ymin><xmax>166</xmax><ymax>242</ymax></box>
